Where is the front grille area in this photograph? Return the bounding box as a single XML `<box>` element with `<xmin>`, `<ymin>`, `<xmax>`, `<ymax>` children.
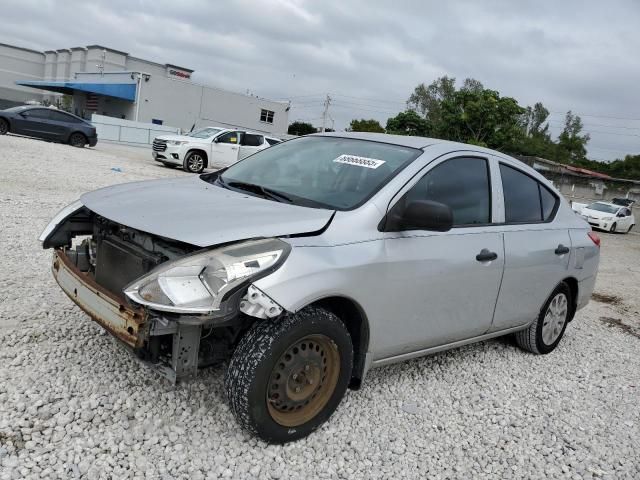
<box><xmin>94</xmin><ymin>237</ymin><xmax>164</xmax><ymax>296</ymax></box>
<box><xmin>152</xmin><ymin>139</ymin><xmax>167</xmax><ymax>152</ymax></box>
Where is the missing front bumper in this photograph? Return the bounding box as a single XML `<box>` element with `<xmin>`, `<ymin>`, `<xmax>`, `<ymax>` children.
<box><xmin>52</xmin><ymin>249</ymin><xmax>200</xmax><ymax>383</ymax></box>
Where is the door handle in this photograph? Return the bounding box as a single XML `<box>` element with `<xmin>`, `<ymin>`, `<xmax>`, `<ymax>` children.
<box><xmin>555</xmin><ymin>244</ymin><xmax>570</xmax><ymax>255</ymax></box>
<box><xmin>476</xmin><ymin>249</ymin><xmax>498</xmax><ymax>262</ymax></box>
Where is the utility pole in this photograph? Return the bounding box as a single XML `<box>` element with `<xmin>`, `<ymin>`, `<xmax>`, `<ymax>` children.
<box><xmin>321</xmin><ymin>94</ymin><xmax>331</xmax><ymax>132</ymax></box>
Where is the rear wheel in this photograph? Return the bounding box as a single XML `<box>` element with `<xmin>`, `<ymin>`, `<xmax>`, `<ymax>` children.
<box><xmin>515</xmin><ymin>282</ymin><xmax>571</xmax><ymax>354</ymax></box>
<box><xmin>183</xmin><ymin>151</ymin><xmax>205</xmax><ymax>173</ymax></box>
<box><xmin>0</xmin><ymin>118</ymin><xmax>8</xmax><ymax>135</ymax></box>
<box><xmin>225</xmin><ymin>306</ymin><xmax>353</xmax><ymax>443</ymax></box>
<box><xmin>69</xmin><ymin>132</ymin><xmax>86</xmax><ymax>148</ymax></box>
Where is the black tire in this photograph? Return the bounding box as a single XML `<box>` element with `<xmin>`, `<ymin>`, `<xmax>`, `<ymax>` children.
<box><xmin>161</xmin><ymin>162</ymin><xmax>177</xmax><ymax>168</ymax></box>
<box><xmin>183</xmin><ymin>151</ymin><xmax>206</xmax><ymax>173</ymax></box>
<box><xmin>515</xmin><ymin>282</ymin><xmax>572</xmax><ymax>355</ymax></box>
<box><xmin>611</xmin><ymin>222</ymin><xmax>617</xmax><ymax>233</ymax></box>
<box><xmin>629</xmin><ymin>224</ymin><xmax>635</xmax><ymax>233</ymax></box>
<box><xmin>0</xmin><ymin>118</ymin><xmax>8</xmax><ymax>135</ymax></box>
<box><xmin>69</xmin><ymin>132</ymin><xmax>86</xmax><ymax>148</ymax></box>
<box><xmin>225</xmin><ymin>306</ymin><xmax>353</xmax><ymax>443</ymax></box>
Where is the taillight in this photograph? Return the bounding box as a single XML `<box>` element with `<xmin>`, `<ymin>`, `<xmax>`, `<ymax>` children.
<box><xmin>588</xmin><ymin>231</ymin><xmax>600</xmax><ymax>247</ymax></box>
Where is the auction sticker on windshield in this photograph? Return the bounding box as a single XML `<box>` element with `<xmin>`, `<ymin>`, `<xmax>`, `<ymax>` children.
<box><xmin>333</xmin><ymin>154</ymin><xmax>386</xmax><ymax>169</ymax></box>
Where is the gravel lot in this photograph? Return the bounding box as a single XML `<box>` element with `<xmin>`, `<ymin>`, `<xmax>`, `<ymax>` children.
<box><xmin>1</xmin><ymin>134</ymin><xmax>639</xmax><ymax>479</ymax></box>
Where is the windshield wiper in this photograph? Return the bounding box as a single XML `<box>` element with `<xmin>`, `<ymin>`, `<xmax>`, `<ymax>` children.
<box><xmin>226</xmin><ymin>180</ymin><xmax>294</xmax><ymax>204</ymax></box>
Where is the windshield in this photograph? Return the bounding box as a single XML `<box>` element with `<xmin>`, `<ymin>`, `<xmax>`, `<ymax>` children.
<box><xmin>217</xmin><ymin>136</ymin><xmax>420</xmax><ymax>210</ymax></box>
<box><xmin>587</xmin><ymin>202</ymin><xmax>619</xmax><ymax>214</ymax></box>
<box><xmin>188</xmin><ymin>127</ymin><xmax>223</xmax><ymax>139</ymax></box>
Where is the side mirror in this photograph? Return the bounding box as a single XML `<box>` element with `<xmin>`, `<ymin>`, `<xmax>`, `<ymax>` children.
<box><xmin>617</xmin><ymin>212</ymin><xmax>625</xmax><ymax>217</ymax></box>
<box><xmin>382</xmin><ymin>199</ymin><xmax>453</xmax><ymax>232</ymax></box>
<box><xmin>212</xmin><ymin>137</ymin><xmax>219</xmax><ymax>143</ymax></box>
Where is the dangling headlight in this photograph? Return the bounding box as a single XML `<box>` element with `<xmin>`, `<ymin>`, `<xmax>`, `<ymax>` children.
<box><xmin>124</xmin><ymin>238</ymin><xmax>290</xmax><ymax>314</ymax></box>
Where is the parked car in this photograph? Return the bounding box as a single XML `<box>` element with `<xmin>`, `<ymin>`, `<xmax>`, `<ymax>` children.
<box><xmin>152</xmin><ymin>127</ymin><xmax>281</xmax><ymax>173</ymax></box>
<box><xmin>579</xmin><ymin>201</ymin><xmax>635</xmax><ymax>233</ymax></box>
<box><xmin>611</xmin><ymin>197</ymin><xmax>636</xmax><ymax>207</ymax></box>
<box><xmin>40</xmin><ymin>132</ymin><xmax>600</xmax><ymax>443</ymax></box>
<box><xmin>0</xmin><ymin>105</ymin><xmax>97</xmax><ymax>147</ymax></box>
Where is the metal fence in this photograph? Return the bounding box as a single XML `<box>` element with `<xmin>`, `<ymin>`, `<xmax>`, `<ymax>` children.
<box><xmin>91</xmin><ymin>114</ymin><xmax>180</xmax><ymax>146</ymax></box>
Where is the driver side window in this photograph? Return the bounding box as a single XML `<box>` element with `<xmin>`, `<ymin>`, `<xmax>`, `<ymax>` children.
<box><xmin>402</xmin><ymin>157</ymin><xmax>491</xmax><ymax>226</ymax></box>
<box><xmin>216</xmin><ymin>132</ymin><xmax>239</xmax><ymax>144</ymax></box>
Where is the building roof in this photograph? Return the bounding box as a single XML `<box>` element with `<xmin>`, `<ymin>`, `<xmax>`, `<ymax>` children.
<box><xmin>165</xmin><ymin>63</ymin><xmax>194</xmax><ymax>73</ymax></box>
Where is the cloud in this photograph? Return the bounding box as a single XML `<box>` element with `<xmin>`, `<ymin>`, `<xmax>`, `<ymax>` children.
<box><xmin>1</xmin><ymin>0</ymin><xmax>639</xmax><ymax>159</ymax></box>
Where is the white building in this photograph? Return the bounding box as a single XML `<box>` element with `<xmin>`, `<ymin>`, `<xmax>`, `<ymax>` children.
<box><xmin>0</xmin><ymin>42</ymin><xmax>289</xmax><ymax>135</ymax></box>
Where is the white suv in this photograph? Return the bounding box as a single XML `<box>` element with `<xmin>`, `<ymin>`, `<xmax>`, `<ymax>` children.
<box><xmin>152</xmin><ymin>127</ymin><xmax>281</xmax><ymax>173</ymax></box>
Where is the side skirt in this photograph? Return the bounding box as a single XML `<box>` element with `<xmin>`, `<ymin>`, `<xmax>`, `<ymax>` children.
<box><xmin>369</xmin><ymin>324</ymin><xmax>529</xmax><ymax>369</ymax></box>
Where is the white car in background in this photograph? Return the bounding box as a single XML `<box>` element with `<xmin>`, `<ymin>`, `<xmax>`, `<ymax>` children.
<box><xmin>152</xmin><ymin>127</ymin><xmax>281</xmax><ymax>173</ymax></box>
<box><xmin>578</xmin><ymin>201</ymin><xmax>635</xmax><ymax>233</ymax></box>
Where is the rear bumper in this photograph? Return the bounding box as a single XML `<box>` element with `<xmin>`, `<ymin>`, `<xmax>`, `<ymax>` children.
<box><xmin>577</xmin><ymin>274</ymin><xmax>597</xmax><ymax>311</ymax></box>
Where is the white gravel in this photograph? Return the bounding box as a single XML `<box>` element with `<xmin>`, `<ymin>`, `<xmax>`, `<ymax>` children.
<box><xmin>1</xmin><ymin>134</ymin><xmax>640</xmax><ymax>479</ymax></box>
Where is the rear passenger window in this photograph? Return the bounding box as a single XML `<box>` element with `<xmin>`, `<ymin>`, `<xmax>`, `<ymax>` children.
<box><xmin>500</xmin><ymin>164</ymin><xmax>558</xmax><ymax>223</ymax></box>
<box><xmin>405</xmin><ymin>157</ymin><xmax>491</xmax><ymax>226</ymax></box>
<box><xmin>241</xmin><ymin>134</ymin><xmax>264</xmax><ymax>146</ymax></box>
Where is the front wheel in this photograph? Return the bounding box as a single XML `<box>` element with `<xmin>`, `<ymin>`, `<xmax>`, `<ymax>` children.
<box><xmin>69</xmin><ymin>132</ymin><xmax>86</xmax><ymax>148</ymax></box>
<box><xmin>183</xmin><ymin>151</ymin><xmax>205</xmax><ymax>173</ymax></box>
<box><xmin>515</xmin><ymin>282</ymin><xmax>572</xmax><ymax>354</ymax></box>
<box><xmin>0</xmin><ymin>118</ymin><xmax>8</xmax><ymax>135</ymax></box>
<box><xmin>225</xmin><ymin>307</ymin><xmax>353</xmax><ymax>443</ymax></box>
<box><xmin>610</xmin><ymin>222</ymin><xmax>617</xmax><ymax>233</ymax></box>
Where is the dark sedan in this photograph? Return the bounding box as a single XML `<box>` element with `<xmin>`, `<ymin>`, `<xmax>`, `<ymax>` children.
<box><xmin>0</xmin><ymin>105</ymin><xmax>97</xmax><ymax>147</ymax></box>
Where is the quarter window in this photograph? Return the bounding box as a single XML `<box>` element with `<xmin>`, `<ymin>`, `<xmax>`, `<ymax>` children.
<box><xmin>500</xmin><ymin>164</ymin><xmax>558</xmax><ymax>223</ymax></box>
<box><xmin>260</xmin><ymin>109</ymin><xmax>274</xmax><ymax>124</ymax></box>
<box><xmin>403</xmin><ymin>157</ymin><xmax>491</xmax><ymax>226</ymax></box>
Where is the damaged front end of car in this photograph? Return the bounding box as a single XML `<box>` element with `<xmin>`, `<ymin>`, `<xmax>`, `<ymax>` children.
<box><xmin>40</xmin><ymin>201</ymin><xmax>289</xmax><ymax>383</ymax></box>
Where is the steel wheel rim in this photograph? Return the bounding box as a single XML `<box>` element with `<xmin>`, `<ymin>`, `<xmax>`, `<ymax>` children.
<box><xmin>541</xmin><ymin>293</ymin><xmax>568</xmax><ymax>345</ymax></box>
<box><xmin>266</xmin><ymin>334</ymin><xmax>340</xmax><ymax>427</ymax></box>
<box><xmin>71</xmin><ymin>134</ymin><xmax>82</xmax><ymax>146</ymax></box>
<box><xmin>188</xmin><ymin>155</ymin><xmax>203</xmax><ymax>171</ymax></box>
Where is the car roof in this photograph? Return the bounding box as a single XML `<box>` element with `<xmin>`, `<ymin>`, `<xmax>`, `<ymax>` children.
<box><xmin>310</xmin><ymin>131</ymin><xmax>507</xmax><ymax>156</ymax></box>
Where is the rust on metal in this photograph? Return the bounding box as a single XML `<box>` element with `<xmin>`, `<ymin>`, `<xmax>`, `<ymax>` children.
<box><xmin>52</xmin><ymin>249</ymin><xmax>147</xmax><ymax>348</ymax></box>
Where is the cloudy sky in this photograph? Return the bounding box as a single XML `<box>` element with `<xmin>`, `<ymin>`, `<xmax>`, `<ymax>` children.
<box><xmin>2</xmin><ymin>0</ymin><xmax>639</xmax><ymax>160</ymax></box>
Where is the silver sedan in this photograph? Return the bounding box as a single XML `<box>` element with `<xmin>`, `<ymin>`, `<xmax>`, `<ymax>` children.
<box><xmin>40</xmin><ymin>132</ymin><xmax>600</xmax><ymax>443</ymax></box>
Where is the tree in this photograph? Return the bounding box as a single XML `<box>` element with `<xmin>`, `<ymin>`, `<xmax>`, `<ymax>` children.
<box><xmin>385</xmin><ymin>110</ymin><xmax>429</xmax><ymax>136</ymax></box>
<box><xmin>348</xmin><ymin>118</ymin><xmax>385</xmax><ymax>133</ymax></box>
<box><xmin>287</xmin><ymin>121</ymin><xmax>315</xmax><ymax>136</ymax></box>
<box><xmin>406</xmin><ymin>76</ymin><xmax>456</xmax><ymax>137</ymax></box>
<box><xmin>557</xmin><ymin>111</ymin><xmax>590</xmax><ymax>163</ymax></box>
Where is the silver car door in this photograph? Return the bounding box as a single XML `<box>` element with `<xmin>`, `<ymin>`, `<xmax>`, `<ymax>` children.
<box><xmin>490</xmin><ymin>161</ymin><xmax>571</xmax><ymax>331</ymax></box>
<box><xmin>374</xmin><ymin>155</ymin><xmax>505</xmax><ymax>359</ymax></box>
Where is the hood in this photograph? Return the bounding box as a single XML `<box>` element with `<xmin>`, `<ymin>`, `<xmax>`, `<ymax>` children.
<box><xmin>581</xmin><ymin>208</ymin><xmax>616</xmax><ymax>219</ymax></box>
<box><xmin>80</xmin><ymin>176</ymin><xmax>334</xmax><ymax>247</ymax></box>
<box><xmin>155</xmin><ymin>134</ymin><xmax>196</xmax><ymax>142</ymax></box>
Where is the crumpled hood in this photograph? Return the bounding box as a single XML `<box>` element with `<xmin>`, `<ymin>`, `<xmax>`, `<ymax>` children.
<box><xmin>80</xmin><ymin>176</ymin><xmax>334</xmax><ymax>247</ymax></box>
<box><xmin>581</xmin><ymin>208</ymin><xmax>616</xmax><ymax>219</ymax></box>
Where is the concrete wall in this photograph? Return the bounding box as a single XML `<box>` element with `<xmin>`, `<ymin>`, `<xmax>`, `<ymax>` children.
<box><xmin>0</xmin><ymin>43</ymin><xmax>45</xmax><ymax>108</ymax></box>
<box><xmin>91</xmin><ymin>114</ymin><xmax>179</xmax><ymax>145</ymax></box>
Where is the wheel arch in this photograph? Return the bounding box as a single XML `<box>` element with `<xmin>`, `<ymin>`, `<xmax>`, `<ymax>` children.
<box><xmin>186</xmin><ymin>148</ymin><xmax>209</xmax><ymax>168</ymax></box>
<box><xmin>305</xmin><ymin>295</ymin><xmax>370</xmax><ymax>390</ymax></box>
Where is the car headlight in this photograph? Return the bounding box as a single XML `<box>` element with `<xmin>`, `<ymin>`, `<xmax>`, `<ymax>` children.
<box><xmin>166</xmin><ymin>140</ymin><xmax>186</xmax><ymax>145</ymax></box>
<box><xmin>39</xmin><ymin>199</ymin><xmax>84</xmax><ymax>244</ymax></box>
<box><xmin>603</xmin><ymin>216</ymin><xmax>614</xmax><ymax>221</ymax></box>
<box><xmin>124</xmin><ymin>238</ymin><xmax>290</xmax><ymax>314</ymax></box>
